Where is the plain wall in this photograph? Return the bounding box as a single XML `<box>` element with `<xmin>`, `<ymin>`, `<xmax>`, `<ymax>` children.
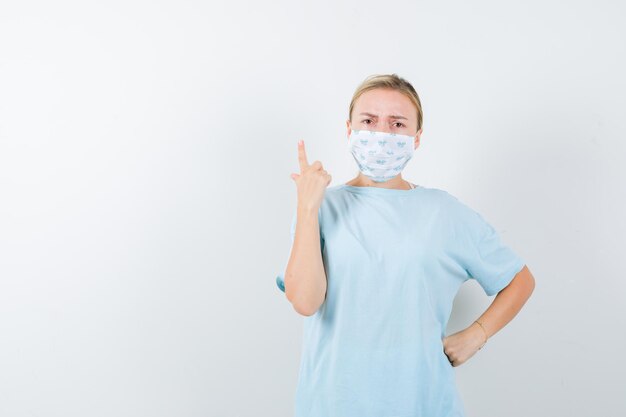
<box><xmin>1</xmin><ymin>0</ymin><xmax>625</xmax><ymax>416</ymax></box>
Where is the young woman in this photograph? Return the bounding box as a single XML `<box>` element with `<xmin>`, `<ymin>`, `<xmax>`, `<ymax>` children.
<box><xmin>276</xmin><ymin>73</ymin><xmax>535</xmax><ymax>417</ymax></box>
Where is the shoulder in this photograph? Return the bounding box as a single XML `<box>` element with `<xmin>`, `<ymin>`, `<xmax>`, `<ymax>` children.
<box><xmin>426</xmin><ymin>187</ymin><xmax>487</xmax><ymax>233</ymax></box>
<box><xmin>320</xmin><ymin>184</ymin><xmax>349</xmax><ymax>204</ymax></box>
<box><xmin>417</xmin><ymin>186</ymin><xmax>474</xmax><ymax>214</ymax></box>
<box><xmin>427</xmin><ymin>187</ymin><xmax>475</xmax><ymax>211</ymax></box>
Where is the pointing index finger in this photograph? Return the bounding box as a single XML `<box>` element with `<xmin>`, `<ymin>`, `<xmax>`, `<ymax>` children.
<box><xmin>298</xmin><ymin>140</ymin><xmax>309</xmax><ymax>172</ymax></box>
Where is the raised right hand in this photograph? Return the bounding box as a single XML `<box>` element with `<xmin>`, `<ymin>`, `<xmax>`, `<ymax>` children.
<box><xmin>290</xmin><ymin>140</ymin><xmax>332</xmax><ymax>212</ymax></box>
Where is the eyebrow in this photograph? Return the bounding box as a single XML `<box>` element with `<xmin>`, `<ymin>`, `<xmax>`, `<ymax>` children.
<box><xmin>359</xmin><ymin>112</ymin><xmax>408</xmax><ymax>120</ymax></box>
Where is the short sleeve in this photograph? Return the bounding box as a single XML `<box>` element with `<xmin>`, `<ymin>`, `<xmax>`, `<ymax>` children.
<box><xmin>462</xmin><ymin>210</ymin><xmax>526</xmax><ymax>296</ymax></box>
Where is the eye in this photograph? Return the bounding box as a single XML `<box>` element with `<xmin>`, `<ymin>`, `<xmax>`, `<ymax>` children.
<box><xmin>394</xmin><ymin>122</ymin><xmax>405</xmax><ymax>128</ymax></box>
<box><xmin>362</xmin><ymin>119</ymin><xmax>372</xmax><ymax>124</ymax></box>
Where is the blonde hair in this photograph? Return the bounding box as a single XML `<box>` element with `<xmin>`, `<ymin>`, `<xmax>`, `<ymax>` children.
<box><xmin>348</xmin><ymin>73</ymin><xmax>423</xmax><ymax>133</ymax></box>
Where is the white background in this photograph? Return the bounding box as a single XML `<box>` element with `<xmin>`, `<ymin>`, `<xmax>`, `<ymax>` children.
<box><xmin>1</xmin><ymin>1</ymin><xmax>625</xmax><ymax>416</ymax></box>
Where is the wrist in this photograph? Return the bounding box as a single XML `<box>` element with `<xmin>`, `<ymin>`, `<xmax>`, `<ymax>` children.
<box><xmin>297</xmin><ymin>204</ymin><xmax>319</xmax><ymax>217</ymax></box>
<box><xmin>472</xmin><ymin>320</ymin><xmax>489</xmax><ymax>350</ymax></box>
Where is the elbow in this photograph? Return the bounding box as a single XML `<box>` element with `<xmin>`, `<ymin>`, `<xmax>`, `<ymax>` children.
<box><xmin>286</xmin><ymin>287</ymin><xmax>320</xmax><ymax>317</ymax></box>
<box><xmin>284</xmin><ymin>274</ymin><xmax>324</xmax><ymax>317</ymax></box>
<box><xmin>522</xmin><ymin>265</ymin><xmax>536</xmax><ymax>295</ymax></box>
<box><xmin>512</xmin><ymin>265</ymin><xmax>535</xmax><ymax>301</ymax></box>
<box><xmin>292</xmin><ymin>302</ymin><xmax>318</xmax><ymax>317</ymax></box>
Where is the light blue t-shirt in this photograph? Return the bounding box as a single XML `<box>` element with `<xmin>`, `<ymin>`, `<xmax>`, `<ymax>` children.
<box><xmin>277</xmin><ymin>183</ymin><xmax>525</xmax><ymax>417</ymax></box>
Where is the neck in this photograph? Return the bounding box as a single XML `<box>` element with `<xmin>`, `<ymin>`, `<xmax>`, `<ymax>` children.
<box><xmin>347</xmin><ymin>174</ymin><xmax>412</xmax><ymax>190</ymax></box>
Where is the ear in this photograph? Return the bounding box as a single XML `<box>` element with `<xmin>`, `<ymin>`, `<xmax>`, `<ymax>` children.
<box><xmin>346</xmin><ymin>119</ymin><xmax>352</xmax><ymax>140</ymax></box>
<box><xmin>414</xmin><ymin>127</ymin><xmax>423</xmax><ymax>149</ymax></box>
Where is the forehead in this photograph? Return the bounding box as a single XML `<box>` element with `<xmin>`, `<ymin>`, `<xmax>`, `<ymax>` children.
<box><xmin>354</xmin><ymin>88</ymin><xmax>414</xmax><ymax>117</ymax></box>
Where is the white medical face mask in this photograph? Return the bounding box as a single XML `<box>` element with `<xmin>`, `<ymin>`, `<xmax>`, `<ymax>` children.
<box><xmin>348</xmin><ymin>129</ymin><xmax>415</xmax><ymax>183</ymax></box>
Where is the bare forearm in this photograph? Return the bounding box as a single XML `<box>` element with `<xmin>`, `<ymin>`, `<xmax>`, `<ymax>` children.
<box><xmin>284</xmin><ymin>206</ymin><xmax>327</xmax><ymax>316</ymax></box>
<box><xmin>469</xmin><ymin>265</ymin><xmax>535</xmax><ymax>344</ymax></box>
